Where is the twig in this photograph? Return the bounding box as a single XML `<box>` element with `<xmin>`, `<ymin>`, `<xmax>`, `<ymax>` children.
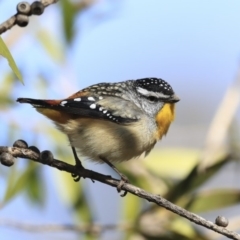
<box><xmin>200</xmin><ymin>69</ymin><xmax>240</xmax><ymax>171</ymax></box>
<box><xmin>0</xmin><ymin>146</ymin><xmax>240</xmax><ymax>240</ymax></box>
<box><xmin>0</xmin><ymin>0</ymin><xmax>59</xmax><ymax>35</ymax></box>
<box><xmin>0</xmin><ymin>219</ymin><xmax>131</xmax><ymax>235</ymax></box>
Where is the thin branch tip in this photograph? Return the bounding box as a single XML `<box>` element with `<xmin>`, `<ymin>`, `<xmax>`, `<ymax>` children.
<box><xmin>0</xmin><ymin>0</ymin><xmax>58</xmax><ymax>35</ymax></box>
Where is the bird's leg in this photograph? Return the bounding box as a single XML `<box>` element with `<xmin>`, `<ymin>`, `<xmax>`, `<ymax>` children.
<box><xmin>100</xmin><ymin>157</ymin><xmax>128</xmax><ymax>197</ymax></box>
<box><xmin>71</xmin><ymin>146</ymin><xmax>84</xmax><ymax>168</ymax></box>
<box><xmin>71</xmin><ymin>146</ymin><xmax>85</xmax><ymax>182</ymax></box>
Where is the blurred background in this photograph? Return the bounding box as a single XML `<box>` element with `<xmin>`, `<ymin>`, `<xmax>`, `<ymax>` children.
<box><xmin>0</xmin><ymin>0</ymin><xmax>240</xmax><ymax>239</ymax></box>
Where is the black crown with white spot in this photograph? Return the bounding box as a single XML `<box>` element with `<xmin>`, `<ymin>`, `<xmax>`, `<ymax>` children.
<box><xmin>135</xmin><ymin>78</ymin><xmax>174</xmax><ymax>96</ymax></box>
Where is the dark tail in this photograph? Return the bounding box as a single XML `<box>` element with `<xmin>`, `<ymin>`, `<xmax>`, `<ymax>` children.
<box><xmin>16</xmin><ymin>98</ymin><xmax>58</xmax><ymax>107</ymax></box>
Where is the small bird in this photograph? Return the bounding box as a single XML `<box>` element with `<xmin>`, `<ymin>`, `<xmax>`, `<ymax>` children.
<box><xmin>17</xmin><ymin>78</ymin><xmax>179</xmax><ymax>191</ymax></box>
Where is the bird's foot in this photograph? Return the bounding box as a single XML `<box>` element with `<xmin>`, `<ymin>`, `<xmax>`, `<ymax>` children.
<box><xmin>117</xmin><ymin>173</ymin><xmax>129</xmax><ymax>197</ymax></box>
<box><xmin>100</xmin><ymin>156</ymin><xmax>129</xmax><ymax>197</ymax></box>
<box><xmin>71</xmin><ymin>161</ymin><xmax>85</xmax><ymax>182</ymax></box>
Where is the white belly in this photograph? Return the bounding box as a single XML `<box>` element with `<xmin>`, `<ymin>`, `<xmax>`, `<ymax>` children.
<box><xmin>57</xmin><ymin>118</ymin><xmax>157</xmax><ymax>163</ymax></box>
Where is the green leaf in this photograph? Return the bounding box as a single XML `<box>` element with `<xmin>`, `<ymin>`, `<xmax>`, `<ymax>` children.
<box><xmin>60</xmin><ymin>0</ymin><xmax>78</xmax><ymax>43</ymax></box>
<box><xmin>37</xmin><ymin>30</ymin><xmax>64</xmax><ymax>62</ymax></box>
<box><xmin>3</xmin><ymin>162</ymin><xmax>37</xmax><ymax>204</ymax></box>
<box><xmin>54</xmin><ymin>170</ymin><xmax>94</xmax><ymax>237</ymax></box>
<box><xmin>122</xmin><ymin>193</ymin><xmax>141</xmax><ymax>239</ymax></box>
<box><xmin>187</xmin><ymin>189</ymin><xmax>240</xmax><ymax>213</ymax></box>
<box><xmin>53</xmin><ymin>148</ymin><xmax>93</xmax><ymax>223</ymax></box>
<box><xmin>170</xmin><ymin>218</ymin><xmax>210</xmax><ymax>240</ymax></box>
<box><xmin>122</xmin><ymin>192</ymin><xmax>141</xmax><ymax>223</ymax></box>
<box><xmin>144</xmin><ymin>148</ymin><xmax>199</xmax><ymax>179</ymax></box>
<box><xmin>73</xmin><ymin>189</ymin><xmax>93</xmax><ymax>223</ymax></box>
<box><xmin>166</xmin><ymin>155</ymin><xmax>230</xmax><ymax>203</ymax></box>
<box><xmin>0</xmin><ymin>36</ymin><xmax>23</xmax><ymax>84</ymax></box>
<box><xmin>25</xmin><ymin>162</ymin><xmax>44</xmax><ymax>205</ymax></box>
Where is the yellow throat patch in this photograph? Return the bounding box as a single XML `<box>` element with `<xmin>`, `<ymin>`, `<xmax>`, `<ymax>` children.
<box><xmin>155</xmin><ymin>103</ymin><xmax>176</xmax><ymax>140</ymax></box>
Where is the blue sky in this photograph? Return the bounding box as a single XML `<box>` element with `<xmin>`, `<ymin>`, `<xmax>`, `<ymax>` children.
<box><xmin>1</xmin><ymin>0</ymin><xmax>240</xmax><ymax>239</ymax></box>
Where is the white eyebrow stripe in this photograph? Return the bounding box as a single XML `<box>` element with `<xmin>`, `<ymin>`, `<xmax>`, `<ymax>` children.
<box><xmin>136</xmin><ymin>87</ymin><xmax>170</xmax><ymax>98</ymax></box>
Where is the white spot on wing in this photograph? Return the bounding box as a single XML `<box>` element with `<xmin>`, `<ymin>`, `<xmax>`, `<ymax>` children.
<box><xmin>88</xmin><ymin>97</ymin><xmax>95</xmax><ymax>101</ymax></box>
<box><xmin>60</xmin><ymin>100</ymin><xmax>67</xmax><ymax>106</ymax></box>
<box><xmin>74</xmin><ymin>98</ymin><xmax>81</xmax><ymax>101</ymax></box>
<box><xmin>90</xmin><ymin>103</ymin><xmax>96</xmax><ymax>109</ymax></box>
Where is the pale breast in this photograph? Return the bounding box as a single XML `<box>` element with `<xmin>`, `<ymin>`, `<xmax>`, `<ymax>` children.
<box><xmin>58</xmin><ymin>117</ymin><xmax>157</xmax><ymax>164</ymax></box>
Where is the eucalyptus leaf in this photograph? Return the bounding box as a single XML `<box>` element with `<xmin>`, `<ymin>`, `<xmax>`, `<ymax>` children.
<box><xmin>187</xmin><ymin>189</ymin><xmax>240</xmax><ymax>213</ymax></box>
<box><xmin>60</xmin><ymin>0</ymin><xmax>78</xmax><ymax>43</ymax></box>
<box><xmin>37</xmin><ymin>30</ymin><xmax>64</xmax><ymax>62</ymax></box>
<box><xmin>166</xmin><ymin>155</ymin><xmax>229</xmax><ymax>203</ymax></box>
<box><xmin>0</xmin><ymin>36</ymin><xmax>23</xmax><ymax>84</ymax></box>
<box><xmin>25</xmin><ymin>162</ymin><xmax>44</xmax><ymax>205</ymax></box>
<box><xmin>53</xmin><ymin>148</ymin><xmax>93</xmax><ymax>223</ymax></box>
<box><xmin>3</xmin><ymin>163</ymin><xmax>37</xmax><ymax>204</ymax></box>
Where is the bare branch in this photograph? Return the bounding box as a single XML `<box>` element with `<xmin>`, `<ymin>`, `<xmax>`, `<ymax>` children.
<box><xmin>41</xmin><ymin>0</ymin><xmax>59</xmax><ymax>8</ymax></box>
<box><xmin>200</xmin><ymin>70</ymin><xmax>240</xmax><ymax>171</ymax></box>
<box><xmin>0</xmin><ymin>219</ymin><xmax>131</xmax><ymax>235</ymax></box>
<box><xmin>0</xmin><ymin>0</ymin><xmax>59</xmax><ymax>35</ymax></box>
<box><xmin>0</xmin><ymin>145</ymin><xmax>239</xmax><ymax>240</ymax></box>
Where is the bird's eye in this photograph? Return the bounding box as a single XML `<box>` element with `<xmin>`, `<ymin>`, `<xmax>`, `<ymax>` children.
<box><xmin>147</xmin><ymin>96</ymin><xmax>158</xmax><ymax>102</ymax></box>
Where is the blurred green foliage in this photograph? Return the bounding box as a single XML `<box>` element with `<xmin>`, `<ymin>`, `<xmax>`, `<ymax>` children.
<box><xmin>118</xmin><ymin>147</ymin><xmax>239</xmax><ymax>240</ymax></box>
<box><xmin>0</xmin><ymin>1</ymin><xmax>240</xmax><ymax>240</ymax></box>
